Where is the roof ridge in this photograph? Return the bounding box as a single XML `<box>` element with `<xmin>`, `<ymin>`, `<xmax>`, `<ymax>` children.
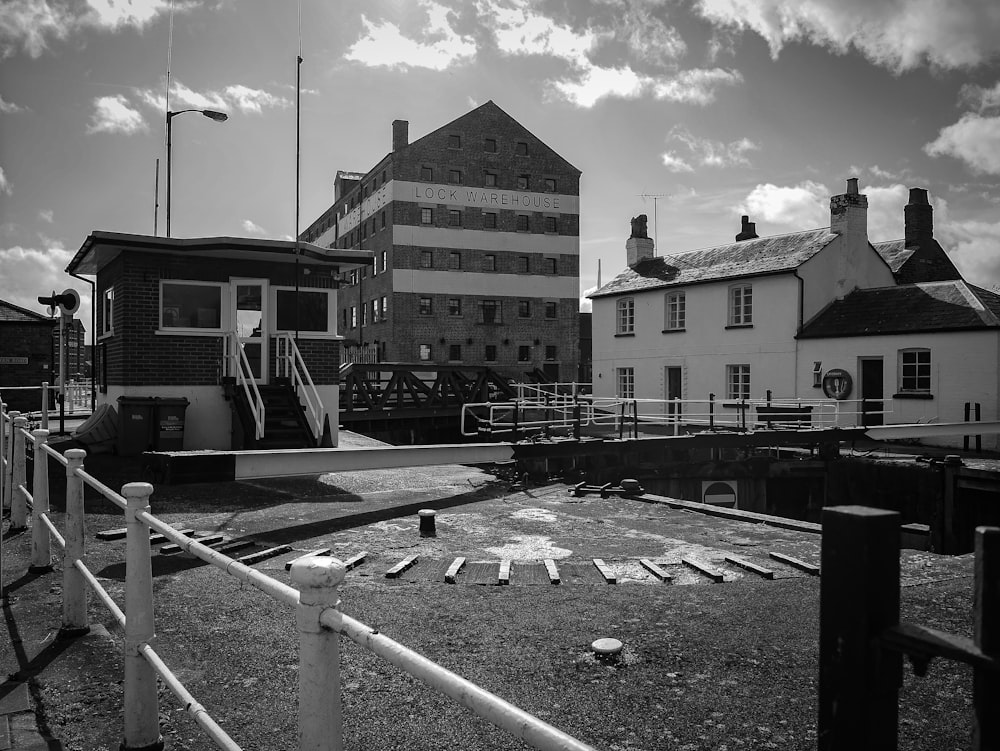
<box><xmin>666</xmin><ymin>226</ymin><xmax>834</xmax><ymax>258</ymax></box>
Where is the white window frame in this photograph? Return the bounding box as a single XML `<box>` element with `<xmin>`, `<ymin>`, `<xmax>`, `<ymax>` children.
<box><xmin>726</xmin><ymin>364</ymin><xmax>751</xmax><ymax>400</ymax></box>
<box><xmin>728</xmin><ymin>284</ymin><xmax>753</xmax><ymax>326</ymax></box>
<box><xmin>158</xmin><ymin>280</ymin><xmax>226</xmax><ymax>335</ymax></box>
<box><xmin>898</xmin><ymin>348</ymin><xmax>931</xmax><ymax>394</ymax></box>
<box><xmin>100</xmin><ymin>286</ymin><xmax>115</xmax><ymax>338</ymax></box>
<box><xmin>617</xmin><ymin>367</ymin><xmax>635</xmax><ymax>399</ymax></box>
<box><xmin>664</xmin><ymin>291</ymin><xmax>685</xmax><ymax>331</ymax></box>
<box><xmin>617</xmin><ymin>297</ymin><xmax>635</xmax><ymax>334</ymax></box>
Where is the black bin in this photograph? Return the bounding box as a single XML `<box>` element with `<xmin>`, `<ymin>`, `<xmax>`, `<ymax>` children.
<box><xmin>154</xmin><ymin>397</ymin><xmax>189</xmax><ymax>451</ymax></box>
<box><xmin>116</xmin><ymin>396</ymin><xmax>156</xmax><ymax>456</ymax></box>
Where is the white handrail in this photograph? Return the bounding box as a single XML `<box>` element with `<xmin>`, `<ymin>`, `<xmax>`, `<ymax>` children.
<box><xmin>225</xmin><ymin>332</ymin><xmax>265</xmax><ymax>441</ymax></box>
<box><xmin>276</xmin><ymin>333</ymin><xmax>324</xmax><ymax>441</ymax></box>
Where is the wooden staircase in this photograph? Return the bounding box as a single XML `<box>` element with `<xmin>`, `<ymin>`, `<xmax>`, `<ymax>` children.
<box><xmin>225</xmin><ymin>380</ymin><xmax>317</xmax><ymax>450</ymax></box>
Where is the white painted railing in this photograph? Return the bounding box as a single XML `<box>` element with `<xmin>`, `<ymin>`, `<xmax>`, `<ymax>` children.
<box><xmin>224</xmin><ymin>332</ymin><xmax>265</xmax><ymax>441</ymax></box>
<box><xmin>276</xmin><ymin>333</ymin><xmax>324</xmax><ymax>441</ymax></box>
<box><xmin>0</xmin><ymin>402</ymin><xmax>600</xmax><ymax>751</ymax></box>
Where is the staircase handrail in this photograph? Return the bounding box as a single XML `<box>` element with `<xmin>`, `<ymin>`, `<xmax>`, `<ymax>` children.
<box><xmin>224</xmin><ymin>332</ymin><xmax>265</xmax><ymax>440</ymax></box>
<box><xmin>277</xmin><ymin>333</ymin><xmax>323</xmax><ymax>441</ymax></box>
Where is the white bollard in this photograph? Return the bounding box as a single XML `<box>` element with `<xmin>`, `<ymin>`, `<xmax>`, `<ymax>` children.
<box><xmin>61</xmin><ymin>449</ymin><xmax>89</xmax><ymax>636</ymax></box>
<box><xmin>122</xmin><ymin>482</ymin><xmax>163</xmax><ymax>751</ymax></box>
<box><xmin>29</xmin><ymin>429</ymin><xmax>52</xmax><ymax>572</ymax></box>
<box><xmin>292</xmin><ymin>555</ymin><xmax>346</xmax><ymax>751</ymax></box>
<box><xmin>10</xmin><ymin>416</ymin><xmax>28</xmax><ymax>531</ymax></box>
<box><xmin>2</xmin><ymin>410</ymin><xmax>20</xmax><ymax>513</ymax></box>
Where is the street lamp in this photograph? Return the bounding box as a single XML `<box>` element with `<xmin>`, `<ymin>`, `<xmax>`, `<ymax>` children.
<box><xmin>165</xmin><ymin>108</ymin><xmax>228</xmax><ymax>237</ymax></box>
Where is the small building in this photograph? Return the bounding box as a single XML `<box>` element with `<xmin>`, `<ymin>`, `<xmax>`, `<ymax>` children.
<box><xmin>0</xmin><ymin>299</ymin><xmax>57</xmax><ymax>414</ymax></box>
<box><xmin>589</xmin><ymin>181</ymin><xmax>999</xmax><ymax>450</ymax></box>
<box><xmin>300</xmin><ymin>100</ymin><xmax>581</xmax><ymax>382</ymax></box>
<box><xmin>65</xmin><ymin>232</ymin><xmax>372</xmax><ymax>450</ymax></box>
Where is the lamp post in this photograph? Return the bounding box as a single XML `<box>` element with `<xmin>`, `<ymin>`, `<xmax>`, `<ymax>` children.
<box><xmin>165</xmin><ymin>108</ymin><xmax>228</xmax><ymax>237</ymax></box>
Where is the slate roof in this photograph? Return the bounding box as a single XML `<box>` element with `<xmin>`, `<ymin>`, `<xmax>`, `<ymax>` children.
<box><xmin>0</xmin><ymin>299</ymin><xmax>53</xmax><ymax>324</ymax></box>
<box><xmin>798</xmin><ymin>281</ymin><xmax>1000</xmax><ymax>338</ymax></box>
<box><xmin>872</xmin><ymin>238</ymin><xmax>962</xmax><ymax>284</ymax></box>
<box><xmin>589</xmin><ymin>228</ymin><xmax>838</xmax><ymax>298</ymax></box>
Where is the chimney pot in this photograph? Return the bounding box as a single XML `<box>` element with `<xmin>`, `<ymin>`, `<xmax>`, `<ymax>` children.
<box><xmin>735</xmin><ymin>215</ymin><xmax>758</xmax><ymax>241</ymax></box>
<box><xmin>908</xmin><ymin>187</ymin><xmax>929</xmax><ymax>205</ymax></box>
<box><xmin>392</xmin><ymin>119</ymin><xmax>409</xmax><ymax>152</ymax></box>
<box><xmin>846</xmin><ymin>177</ymin><xmax>859</xmax><ymax>195</ymax></box>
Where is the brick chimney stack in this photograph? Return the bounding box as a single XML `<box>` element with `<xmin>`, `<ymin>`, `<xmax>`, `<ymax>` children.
<box><xmin>392</xmin><ymin>120</ymin><xmax>408</xmax><ymax>152</ymax></box>
<box><xmin>904</xmin><ymin>187</ymin><xmax>933</xmax><ymax>246</ymax></box>
<box><xmin>735</xmin><ymin>215</ymin><xmax>758</xmax><ymax>241</ymax></box>
<box><xmin>626</xmin><ymin>214</ymin><xmax>654</xmax><ymax>266</ymax></box>
<box><xmin>830</xmin><ymin>177</ymin><xmax>868</xmax><ymax>239</ymax></box>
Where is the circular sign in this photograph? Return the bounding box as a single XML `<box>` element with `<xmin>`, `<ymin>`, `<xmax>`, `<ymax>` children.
<box><xmin>822</xmin><ymin>368</ymin><xmax>853</xmax><ymax>400</ymax></box>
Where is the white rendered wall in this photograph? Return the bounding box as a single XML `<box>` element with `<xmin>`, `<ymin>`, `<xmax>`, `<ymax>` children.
<box><xmin>798</xmin><ymin>234</ymin><xmax>896</xmax><ymax>324</ymax></box>
<box><xmin>100</xmin><ymin>385</ymin><xmax>232</xmax><ymax>450</ymax></box>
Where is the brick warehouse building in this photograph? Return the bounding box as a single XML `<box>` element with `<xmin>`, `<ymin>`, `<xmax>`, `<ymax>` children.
<box><xmin>301</xmin><ymin>101</ymin><xmax>581</xmax><ymax>382</ymax></box>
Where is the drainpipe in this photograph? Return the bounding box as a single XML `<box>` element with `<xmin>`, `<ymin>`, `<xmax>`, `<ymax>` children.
<box><xmin>793</xmin><ymin>271</ymin><xmax>804</xmax><ymax>400</ymax></box>
<box><xmin>69</xmin><ymin>271</ymin><xmax>97</xmax><ymax>412</ymax></box>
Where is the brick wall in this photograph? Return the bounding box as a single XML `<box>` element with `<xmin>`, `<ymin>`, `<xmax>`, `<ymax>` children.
<box><xmin>0</xmin><ymin>321</ymin><xmax>56</xmax><ymax>413</ymax></box>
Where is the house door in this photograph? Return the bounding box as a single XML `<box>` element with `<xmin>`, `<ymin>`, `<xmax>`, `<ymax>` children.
<box><xmin>232</xmin><ymin>280</ymin><xmax>268</xmax><ymax>384</ymax></box>
<box><xmin>859</xmin><ymin>357</ymin><xmax>883</xmax><ymax>427</ymax></box>
<box><xmin>665</xmin><ymin>366</ymin><xmax>682</xmax><ymax>419</ymax></box>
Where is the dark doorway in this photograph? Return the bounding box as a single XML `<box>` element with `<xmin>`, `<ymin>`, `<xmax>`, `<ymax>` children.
<box><xmin>665</xmin><ymin>366</ymin><xmax>682</xmax><ymax>419</ymax></box>
<box><xmin>859</xmin><ymin>358</ymin><xmax>883</xmax><ymax>426</ymax></box>
<box><xmin>542</xmin><ymin>363</ymin><xmax>560</xmax><ymax>382</ymax></box>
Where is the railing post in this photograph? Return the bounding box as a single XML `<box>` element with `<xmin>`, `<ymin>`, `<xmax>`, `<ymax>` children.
<box><xmin>708</xmin><ymin>394</ymin><xmax>715</xmax><ymax>430</ymax></box>
<box><xmin>974</xmin><ymin>526</ymin><xmax>999</xmax><ymax>750</ymax></box>
<box><xmin>122</xmin><ymin>482</ymin><xmax>163</xmax><ymax>751</ymax></box>
<box><xmin>291</xmin><ymin>556</ymin><xmax>346</xmax><ymax>751</ymax></box>
<box><xmin>61</xmin><ymin>449</ymin><xmax>89</xmax><ymax>637</ymax></box>
<box><xmin>29</xmin><ymin>429</ymin><xmax>52</xmax><ymax>572</ymax></box>
<box><xmin>41</xmin><ymin>382</ymin><xmax>49</xmax><ymax>431</ymax></box>
<box><xmin>3</xmin><ymin>410</ymin><xmax>20</xmax><ymax>513</ymax></box>
<box><xmin>818</xmin><ymin>505</ymin><xmax>902</xmax><ymax>751</ymax></box>
<box><xmin>10</xmin><ymin>416</ymin><xmax>28</xmax><ymax>531</ymax></box>
<box><xmin>0</xmin><ymin>403</ymin><xmax>7</xmax><ymax>512</ymax></box>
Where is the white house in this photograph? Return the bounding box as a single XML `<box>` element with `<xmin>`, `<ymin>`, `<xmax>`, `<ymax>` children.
<box><xmin>589</xmin><ymin>180</ymin><xmax>1000</xmax><ymax>449</ymax></box>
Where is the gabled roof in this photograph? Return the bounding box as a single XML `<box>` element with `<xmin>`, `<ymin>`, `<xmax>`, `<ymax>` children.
<box><xmin>0</xmin><ymin>299</ymin><xmax>55</xmax><ymax>324</ymax></box>
<box><xmin>590</xmin><ymin>228</ymin><xmax>838</xmax><ymax>298</ymax></box>
<box><xmin>403</xmin><ymin>100</ymin><xmax>581</xmax><ymax>175</ymax></box>
<box><xmin>872</xmin><ymin>238</ymin><xmax>962</xmax><ymax>284</ymax></box>
<box><xmin>798</xmin><ymin>280</ymin><xmax>1000</xmax><ymax>338</ymax></box>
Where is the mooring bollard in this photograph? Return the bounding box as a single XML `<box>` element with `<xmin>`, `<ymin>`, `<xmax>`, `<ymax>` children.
<box><xmin>818</xmin><ymin>505</ymin><xmax>902</xmax><ymax>751</ymax></box>
<box><xmin>10</xmin><ymin>416</ymin><xmax>28</xmax><ymax>531</ymax></box>
<box><xmin>292</xmin><ymin>555</ymin><xmax>346</xmax><ymax>751</ymax></box>
<box><xmin>29</xmin><ymin>429</ymin><xmax>52</xmax><ymax>572</ymax></box>
<box><xmin>61</xmin><ymin>449</ymin><xmax>89</xmax><ymax>637</ymax></box>
<box><xmin>122</xmin><ymin>482</ymin><xmax>163</xmax><ymax>751</ymax></box>
<box><xmin>419</xmin><ymin>509</ymin><xmax>437</xmax><ymax>537</ymax></box>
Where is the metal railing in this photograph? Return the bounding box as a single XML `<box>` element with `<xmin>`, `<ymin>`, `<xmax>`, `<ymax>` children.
<box><xmin>223</xmin><ymin>332</ymin><xmax>265</xmax><ymax>440</ymax></box>
<box><xmin>0</xmin><ymin>402</ymin><xmax>599</xmax><ymax>751</ymax></box>
<box><xmin>276</xmin><ymin>332</ymin><xmax>324</xmax><ymax>441</ymax></box>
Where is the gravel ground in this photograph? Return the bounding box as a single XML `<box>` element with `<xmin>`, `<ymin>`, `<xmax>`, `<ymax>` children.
<box><xmin>1</xmin><ymin>448</ymin><xmax>979</xmax><ymax>751</ymax></box>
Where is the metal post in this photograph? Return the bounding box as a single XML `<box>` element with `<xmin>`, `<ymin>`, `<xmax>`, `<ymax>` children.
<box><xmin>10</xmin><ymin>416</ymin><xmax>28</xmax><ymax>531</ymax></box>
<box><xmin>965</xmin><ymin>402</ymin><xmax>971</xmax><ymax>451</ymax></box>
<box><xmin>818</xmin><ymin>505</ymin><xmax>902</xmax><ymax>751</ymax></box>
<box><xmin>573</xmin><ymin>396</ymin><xmax>581</xmax><ymax>441</ymax></box>
<box><xmin>122</xmin><ymin>482</ymin><xmax>163</xmax><ymax>751</ymax></box>
<box><xmin>3</xmin><ymin>410</ymin><xmax>19</xmax><ymax>512</ymax></box>
<box><xmin>29</xmin><ymin>429</ymin><xmax>52</xmax><ymax>572</ymax></box>
<box><xmin>41</xmin><ymin>381</ymin><xmax>49</xmax><ymax>431</ymax></box>
<box><xmin>632</xmin><ymin>399</ymin><xmax>638</xmax><ymax>439</ymax></box>
<box><xmin>708</xmin><ymin>393</ymin><xmax>715</xmax><ymax>430</ymax></box>
<box><xmin>0</xmin><ymin>404</ymin><xmax>7</xmax><ymax>512</ymax></box>
<box><xmin>291</xmin><ymin>556</ymin><xmax>346</xmax><ymax>751</ymax></box>
<box><xmin>166</xmin><ymin>112</ymin><xmax>173</xmax><ymax>237</ymax></box>
<box><xmin>973</xmin><ymin>526</ymin><xmax>999</xmax><ymax>750</ymax></box>
<box><xmin>976</xmin><ymin>402</ymin><xmax>982</xmax><ymax>452</ymax></box>
<box><xmin>62</xmin><ymin>449</ymin><xmax>89</xmax><ymax>637</ymax></box>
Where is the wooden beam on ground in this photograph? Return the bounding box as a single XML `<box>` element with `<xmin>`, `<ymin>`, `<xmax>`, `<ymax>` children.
<box><xmin>344</xmin><ymin>551</ymin><xmax>368</xmax><ymax>570</ymax></box>
<box><xmin>639</xmin><ymin>558</ymin><xmax>672</xmax><ymax>582</ymax></box>
<box><xmin>238</xmin><ymin>545</ymin><xmax>292</xmax><ymax>565</ymax></box>
<box><xmin>725</xmin><ymin>554</ymin><xmax>775</xmax><ymax>579</ymax></box>
<box><xmin>385</xmin><ymin>555</ymin><xmax>419</xmax><ymax>579</ymax></box>
<box><xmin>592</xmin><ymin>558</ymin><xmax>617</xmax><ymax>584</ymax></box>
<box><xmin>159</xmin><ymin>534</ymin><xmax>225</xmax><ymax>554</ymax></box>
<box><xmin>498</xmin><ymin>560</ymin><xmax>511</xmax><ymax>585</ymax></box>
<box><xmin>543</xmin><ymin>558</ymin><xmax>560</xmax><ymax>585</ymax></box>
<box><xmin>681</xmin><ymin>557</ymin><xmax>724</xmax><ymax>583</ymax></box>
<box><xmin>284</xmin><ymin>547</ymin><xmax>333</xmax><ymax>571</ymax></box>
<box><xmin>769</xmin><ymin>551</ymin><xmax>821</xmax><ymax>576</ymax></box>
<box><xmin>444</xmin><ymin>557</ymin><xmax>467</xmax><ymax>584</ymax></box>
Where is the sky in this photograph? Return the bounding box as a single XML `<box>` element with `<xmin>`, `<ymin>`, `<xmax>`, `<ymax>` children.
<box><xmin>2</xmin><ymin>0</ymin><xmax>999</xmax><ymax>338</ymax></box>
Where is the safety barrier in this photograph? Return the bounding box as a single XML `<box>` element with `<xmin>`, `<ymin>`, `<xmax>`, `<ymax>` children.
<box><xmin>818</xmin><ymin>506</ymin><xmax>998</xmax><ymax>750</ymax></box>
<box><xmin>0</xmin><ymin>403</ymin><xmax>599</xmax><ymax>751</ymax></box>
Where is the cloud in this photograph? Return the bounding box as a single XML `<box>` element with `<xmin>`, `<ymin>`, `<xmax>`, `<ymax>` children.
<box><xmin>653</xmin><ymin>67</ymin><xmax>742</xmax><ymax>104</ymax></box>
<box><xmin>580</xmin><ymin>285</ymin><xmax>597</xmax><ymax>312</ymax></box>
<box><xmin>925</xmin><ymin>114</ymin><xmax>1000</xmax><ymax>175</ymax></box>
<box><xmin>224</xmin><ymin>85</ymin><xmax>291</xmax><ymax>114</ymax></box>
<box><xmin>241</xmin><ymin>219</ymin><xmax>267</xmax><ymax>236</ymax></box>
<box><xmin>864</xmin><ymin>184</ymin><xmax>910</xmax><ymax>242</ymax></box>
<box><xmin>0</xmin><ymin>0</ymin><xmax>178</xmax><ymax>60</ymax></box>
<box><xmin>140</xmin><ymin>80</ymin><xmax>289</xmax><ymax>116</ymax></box>
<box><xmin>0</xmin><ymin>166</ymin><xmax>10</xmax><ymax>195</ymax></box>
<box><xmin>346</xmin><ymin>0</ymin><xmax>476</xmax><ymax>71</ymax></box>
<box><xmin>0</xmin><ymin>94</ymin><xmax>27</xmax><ymax>113</ymax></box>
<box><xmin>740</xmin><ymin>180</ymin><xmax>828</xmax><ymax>227</ymax></box>
<box><xmin>87</xmin><ymin>95</ymin><xmax>147</xmax><ymax>135</ymax></box>
<box><xmin>939</xmin><ymin>219</ymin><xmax>1000</xmax><ymax>289</ymax></box>
<box><xmin>663</xmin><ymin>126</ymin><xmax>758</xmax><ymax>171</ymax></box>
<box><xmin>38</xmin><ymin>209</ymin><xmax>53</xmax><ymax>223</ymax></box>
<box><xmin>696</xmin><ymin>0</ymin><xmax>1000</xmax><ymax>73</ymax></box>
<box><xmin>0</xmin><ymin>244</ymin><xmax>91</xmax><ymax>331</ymax></box>
<box><xmin>959</xmin><ymin>81</ymin><xmax>1000</xmax><ymax>112</ymax></box>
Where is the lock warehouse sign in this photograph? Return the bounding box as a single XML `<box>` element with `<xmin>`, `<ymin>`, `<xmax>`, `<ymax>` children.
<box><xmin>0</xmin><ymin>356</ymin><xmax>29</xmax><ymax>365</ymax></box>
